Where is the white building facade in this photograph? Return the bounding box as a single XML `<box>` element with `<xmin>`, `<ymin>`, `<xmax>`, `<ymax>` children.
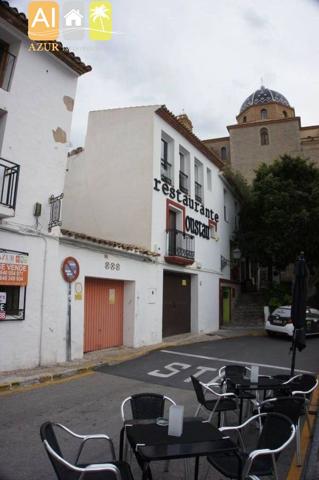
<box><xmin>0</xmin><ymin>2</ymin><xmax>91</xmax><ymax>371</ymax></box>
<box><xmin>63</xmin><ymin>105</ymin><xmax>240</xmax><ymax>355</ymax></box>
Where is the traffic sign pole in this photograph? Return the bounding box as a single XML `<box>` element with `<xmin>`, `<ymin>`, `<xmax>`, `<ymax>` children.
<box><xmin>67</xmin><ymin>283</ymin><xmax>72</xmax><ymax>361</ymax></box>
<box><xmin>61</xmin><ymin>257</ymin><xmax>80</xmax><ymax>362</ymax></box>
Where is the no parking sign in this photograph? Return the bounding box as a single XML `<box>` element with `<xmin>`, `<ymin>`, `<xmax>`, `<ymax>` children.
<box><xmin>61</xmin><ymin>257</ymin><xmax>80</xmax><ymax>283</ymax></box>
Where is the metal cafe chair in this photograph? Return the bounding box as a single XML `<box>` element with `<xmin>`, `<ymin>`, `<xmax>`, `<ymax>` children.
<box><xmin>40</xmin><ymin>421</ymin><xmax>134</xmax><ymax>480</ymax></box>
<box><xmin>281</xmin><ymin>373</ymin><xmax>318</xmax><ymax>434</ymax></box>
<box><xmin>205</xmin><ymin>412</ymin><xmax>295</xmax><ymax>480</ymax></box>
<box><xmin>218</xmin><ymin>365</ymin><xmax>256</xmax><ymax>420</ymax></box>
<box><xmin>256</xmin><ymin>396</ymin><xmax>306</xmax><ymax>466</ymax></box>
<box><xmin>120</xmin><ymin>393</ymin><xmax>176</xmax><ymax>468</ymax></box>
<box><xmin>191</xmin><ymin>376</ymin><xmax>238</xmax><ymax>427</ymax></box>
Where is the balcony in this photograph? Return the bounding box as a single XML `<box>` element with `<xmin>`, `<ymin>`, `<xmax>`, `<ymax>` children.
<box><xmin>179</xmin><ymin>170</ymin><xmax>189</xmax><ymax>194</ymax></box>
<box><xmin>0</xmin><ymin>158</ymin><xmax>20</xmax><ymax>218</ymax></box>
<box><xmin>0</xmin><ymin>51</ymin><xmax>16</xmax><ymax>91</ymax></box>
<box><xmin>161</xmin><ymin>160</ymin><xmax>172</xmax><ymax>185</ymax></box>
<box><xmin>165</xmin><ymin>229</ymin><xmax>195</xmax><ymax>266</ymax></box>
<box><xmin>195</xmin><ymin>181</ymin><xmax>202</xmax><ymax>203</ymax></box>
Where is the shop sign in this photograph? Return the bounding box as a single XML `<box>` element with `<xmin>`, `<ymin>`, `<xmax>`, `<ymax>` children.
<box><xmin>0</xmin><ymin>252</ymin><xmax>29</xmax><ymax>286</ymax></box>
<box><xmin>153</xmin><ymin>177</ymin><xmax>220</xmax><ymax>224</ymax></box>
<box><xmin>154</xmin><ymin>177</ymin><xmax>219</xmax><ymax>240</ymax></box>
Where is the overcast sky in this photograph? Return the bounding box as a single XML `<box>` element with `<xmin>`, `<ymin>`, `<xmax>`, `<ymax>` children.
<box><xmin>13</xmin><ymin>0</ymin><xmax>319</xmax><ymax>149</ymax></box>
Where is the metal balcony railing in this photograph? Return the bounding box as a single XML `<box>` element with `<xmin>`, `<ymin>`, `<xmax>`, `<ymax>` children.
<box><xmin>161</xmin><ymin>159</ymin><xmax>172</xmax><ymax>185</ymax></box>
<box><xmin>0</xmin><ymin>158</ymin><xmax>20</xmax><ymax>209</ymax></box>
<box><xmin>166</xmin><ymin>229</ymin><xmax>195</xmax><ymax>260</ymax></box>
<box><xmin>195</xmin><ymin>181</ymin><xmax>202</xmax><ymax>203</ymax></box>
<box><xmin>179</xmin><ymin>170</ymin><xmax>189</xmax><ymax>194</ymax></box>
<box><xmin>0</xmin><ymin>50</ymin><xmax>16</xmax><ymax>91</ymax></box>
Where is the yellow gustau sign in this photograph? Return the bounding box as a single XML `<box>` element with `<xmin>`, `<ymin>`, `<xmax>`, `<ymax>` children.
<box><xmin>28</xmin><ymin>1</ymin><xmax>112</xmax><ymax>42</ymax></box>
<box><xmin>28</xmin><ymin>2</ymin><xmax>59</xmax><ymax>40</ymax></box>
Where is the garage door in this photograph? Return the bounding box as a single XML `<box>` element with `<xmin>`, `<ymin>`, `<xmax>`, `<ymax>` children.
<box><xmin>162</xmin><ymin>272</ymin><xmax>191</xmax><ymax>337</ymax></box>
<box><xmin>84</xmin><ymin>278</ymin><xmax>123</xmax><ymax>353</ymax></box>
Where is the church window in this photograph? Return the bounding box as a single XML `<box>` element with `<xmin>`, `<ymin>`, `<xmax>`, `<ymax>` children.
<box><xmin>283</xmin><ymin>110</ymin><xmax>287</xmax><ymax>118</ymax></box>
<box><xmin>261</xmin><ymin>109</ymin><xmax>268</xmax><ymax>120</ymax></box>
<box><xmin>221</xmin><ymin>146</ymin><xmax>227</xmax><ymax>161</ymax></box>
<box><xmin>243</xmin><ymin>116</ymin><xmax>247</xmax><ymax>123</ymax></box>
<box><xmin>260</xmin><ymin>128</ymin><xmax>269</xmax><ymax>146</ymax></box>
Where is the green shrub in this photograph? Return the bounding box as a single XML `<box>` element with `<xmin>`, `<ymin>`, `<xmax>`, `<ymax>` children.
<box><xmin>266</xmin><ymin>283</ymin><xmax>292</xmax><ymax>312</ymax></box>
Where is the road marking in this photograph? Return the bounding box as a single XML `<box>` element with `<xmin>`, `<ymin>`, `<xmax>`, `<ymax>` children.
<box><xmin>148</xmin><ymin>362</ymin><xmax>191</xmax><ymax>378</ymax></box>
<box><xmin>148</xmin><ymin>363</ymin><xmax>217</xmax><ymax>384</ymax></box>
<box><xmin>160</xmin><ymin>350</ymin><xmax>313</xmax><ymax>374</ymax></box>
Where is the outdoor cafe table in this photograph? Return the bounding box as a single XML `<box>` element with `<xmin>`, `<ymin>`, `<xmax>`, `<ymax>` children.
<box><xmin>227</xmin><ymin>375</ymin><xmax>296</xmax><ymax>421</ymax></box>
<box><xmin>122</xmin><ymin>417</ymin><xmax>237</xmax><ymax>480</ymax></box>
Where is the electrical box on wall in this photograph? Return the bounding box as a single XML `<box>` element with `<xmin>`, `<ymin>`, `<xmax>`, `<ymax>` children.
<box><xmin>147</xmin><ymin>288</ymin><xmax>157</xmax><ymax>304</ymax></box>
<box><xmin>33</xmin><ymin>202</ymin><xmax>42</xmax><ymax>217</ymax></box>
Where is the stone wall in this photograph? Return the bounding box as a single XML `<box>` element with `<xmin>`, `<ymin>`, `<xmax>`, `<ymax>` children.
<box><xmin>229</xmin><ymin>118</ymin><xmax>302</xmax><ymax>182</ymax></box>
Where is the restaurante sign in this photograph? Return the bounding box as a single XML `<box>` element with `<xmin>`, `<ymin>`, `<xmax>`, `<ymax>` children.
<box><xmin>153</xmin><ymin>178</ymin><xmax>220</xmax><ymax>224</ymax></box>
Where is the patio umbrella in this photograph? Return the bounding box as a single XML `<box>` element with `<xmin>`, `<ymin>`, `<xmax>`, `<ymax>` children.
<box><xmin>290</xmin><ymin>252</ymin><xmax>308</xmax><ymax>376</ymax></box>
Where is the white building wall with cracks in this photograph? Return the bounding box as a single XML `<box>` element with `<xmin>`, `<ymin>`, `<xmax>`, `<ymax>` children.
<box><xmin>0</xmin><ymin>10</ymin><xmax>89</xmax><ymax>371</ymax></box>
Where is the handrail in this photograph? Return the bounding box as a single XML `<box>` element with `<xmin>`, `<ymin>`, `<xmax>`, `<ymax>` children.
<box><xmin>166</xmin><ymin>228</ymin><xmax>194</xmax><ymax>240</ymax></box>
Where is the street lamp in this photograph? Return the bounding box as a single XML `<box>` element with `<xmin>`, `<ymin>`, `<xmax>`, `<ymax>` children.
<box><xmin>220</xmin><ymin>248</ymin><xmax>241</xmax><ymax>270</ymax></box>
<box><xmin>232</xmin><ymin>248</ymin><xmax>241</xmax><ymax>260</ymax></box>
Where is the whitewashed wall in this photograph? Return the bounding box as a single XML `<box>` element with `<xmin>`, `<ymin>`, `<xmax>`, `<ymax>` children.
<box><xmin>59</xmin><ymin>242</ymin><xmax>163</xmax><ymax>354</ymax></box>
<box><xmin>0</xmin><ymin>20</ymin><xmax>81</xmax><ymax>371</ymax></box>
<box><xmin>0</xmin><ymin>19</ymin><xmax>78</xmax><ymax>229</ymax></box>
<box><xmin>0</xmin><ymin>230</ymin><xmax>66</xmax><ymax>371</ymax></box>
<box><xmin>63</xmin><ymin>106</ymin><xmax>158</xmax><ymax>248</ymax></box>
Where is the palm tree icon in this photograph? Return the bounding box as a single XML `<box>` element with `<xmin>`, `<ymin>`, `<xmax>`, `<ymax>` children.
<box><xmin>90</xmin><ymin>4</ymin><xmax>110</xmax><ymax>32</ymax></box>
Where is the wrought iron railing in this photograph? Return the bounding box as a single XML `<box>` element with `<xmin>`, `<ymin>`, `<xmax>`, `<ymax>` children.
<box><xmin>166</xmin><ymin>229</ymin><xmax>195</xmax><ymax>259</ymax></box>
<box><xmin>0</xmin><ymin>50</ymin><xmax>16</xmax><ymax>91</ymax></box>
<box><xmin>195</xmin><ymin>181</ymin><xmax>202</xmax><ymax>203</ymax></box>
<box><xmin>161</xmin><ymin>159</ymin><xmax>172</xmax><ymax>185</ymax></box>
<box><xmin>0</xmin><ymin>158</ymin><xmax>20</xmax><ymax>209</ymax></box>
<box><xmin>179</xmin><ymin>170</ymin><xmax>188</xmax><ymax>194</ymax></box>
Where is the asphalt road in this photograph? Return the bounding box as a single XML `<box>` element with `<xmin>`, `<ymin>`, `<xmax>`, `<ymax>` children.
<box><xmin>97</xmin><ymin>334</ymin><xmax>319</xmax><ymax>389</ymax></box>
<box><xmin>1</xmin><ymin>335</ymin><xmax>318</xmax><ymax>480</ymax></box>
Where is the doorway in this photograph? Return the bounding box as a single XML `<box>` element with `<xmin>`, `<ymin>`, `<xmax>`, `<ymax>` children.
<box><xmin>162</xmin><ymin>272</ymin><xmax>191</xmax><ymax>337</ymax></box>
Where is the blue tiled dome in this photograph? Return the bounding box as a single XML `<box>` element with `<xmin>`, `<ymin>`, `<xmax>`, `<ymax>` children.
<box><xmin>240</xmin><ymin>86</ymin><xmax>290</xmax><ymax>114</ymax></box>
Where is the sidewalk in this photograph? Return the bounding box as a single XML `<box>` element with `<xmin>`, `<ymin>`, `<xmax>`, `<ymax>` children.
<box><xmin>0</xmin><ymin>327</ymin><xmax>264</xmax><ymax>391</ymax></box>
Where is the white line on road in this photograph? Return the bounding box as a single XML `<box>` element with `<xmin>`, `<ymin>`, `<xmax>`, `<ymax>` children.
<box><xmin>160</xmin><ymin>350</ymin><xmax>313</xmax><ymax>374</ymax></box>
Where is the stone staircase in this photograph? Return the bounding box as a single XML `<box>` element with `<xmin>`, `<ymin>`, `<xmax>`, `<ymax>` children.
<box><xmin>231</xmin><ymin>292</ymin><xmax>266</xmax><ymax>327</ymax></box>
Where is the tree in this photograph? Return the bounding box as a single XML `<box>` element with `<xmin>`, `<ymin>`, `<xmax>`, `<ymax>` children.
<box><xmin>237</xmin><ymin>155</ymin><xmax>319</xmax><ymax>271</ymax></box>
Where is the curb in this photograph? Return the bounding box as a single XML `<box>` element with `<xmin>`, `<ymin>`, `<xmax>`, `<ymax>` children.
<box><xmin>0</xmin><ymin>366</ymin><xmax>95</xmax><ymax>392</ymax></box>
<box><xmin>0</xmin><ymin>329</ymin><xmax>265</xmax><ymax>392</ymax></box>
<box><xmin>286</xmin><ymin>376</ymin><xmax>319</xmax><ymax>480</ymax></box>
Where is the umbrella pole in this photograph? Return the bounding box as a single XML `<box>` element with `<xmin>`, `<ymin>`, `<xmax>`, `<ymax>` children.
<box><xmin>290</xmin><ymin>329</ymin><xmax>297</xmax><ymax>376</ymax></box>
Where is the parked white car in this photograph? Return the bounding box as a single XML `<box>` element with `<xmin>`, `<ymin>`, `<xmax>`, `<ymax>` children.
<box><xmin>265</xmin><ymin>305</ymin><xmax>319</xmax><ymax>337</ymax></box>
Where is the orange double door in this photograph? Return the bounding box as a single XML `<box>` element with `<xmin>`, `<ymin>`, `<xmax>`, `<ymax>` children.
<box><xmin>84</xmin><ymin>277</ymin><xmax>123</xmax><ymax>353</ymax></box>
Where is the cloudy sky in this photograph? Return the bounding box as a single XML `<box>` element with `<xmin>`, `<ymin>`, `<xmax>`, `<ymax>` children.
<box><xmin>13</xmin><ymin>0</ymin><xmax>319</xmax><ymax>148</ymax></box>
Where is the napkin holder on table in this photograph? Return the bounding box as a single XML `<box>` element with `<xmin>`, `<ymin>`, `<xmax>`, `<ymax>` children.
<box><xmin>168</xmin><ymin>405</ymin><xmax>184</xmax><ymax>437</ymax></box>
<box><xmin>250</xmin><ymin>365</ymin><xmax>259</xmax><ymax>384</ymax></box>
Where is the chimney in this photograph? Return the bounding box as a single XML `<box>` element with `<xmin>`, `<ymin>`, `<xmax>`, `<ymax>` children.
<box><xmin>176</xmin><ymin>113</ymin><xmax>193</xmax><ymax>132</ymax></box>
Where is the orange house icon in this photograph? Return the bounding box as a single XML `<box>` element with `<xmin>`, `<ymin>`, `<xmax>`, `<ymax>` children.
<box><xmin>28</xmin><ymin>2</ymin><xmax>60</xmax><ymax>41</ymax></box>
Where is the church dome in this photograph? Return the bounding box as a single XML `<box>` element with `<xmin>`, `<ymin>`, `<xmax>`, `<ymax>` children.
<box><xmin>240</xmin><ymin>86</ymin><xmax>290</xmax><ymax>114</ymax></box>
